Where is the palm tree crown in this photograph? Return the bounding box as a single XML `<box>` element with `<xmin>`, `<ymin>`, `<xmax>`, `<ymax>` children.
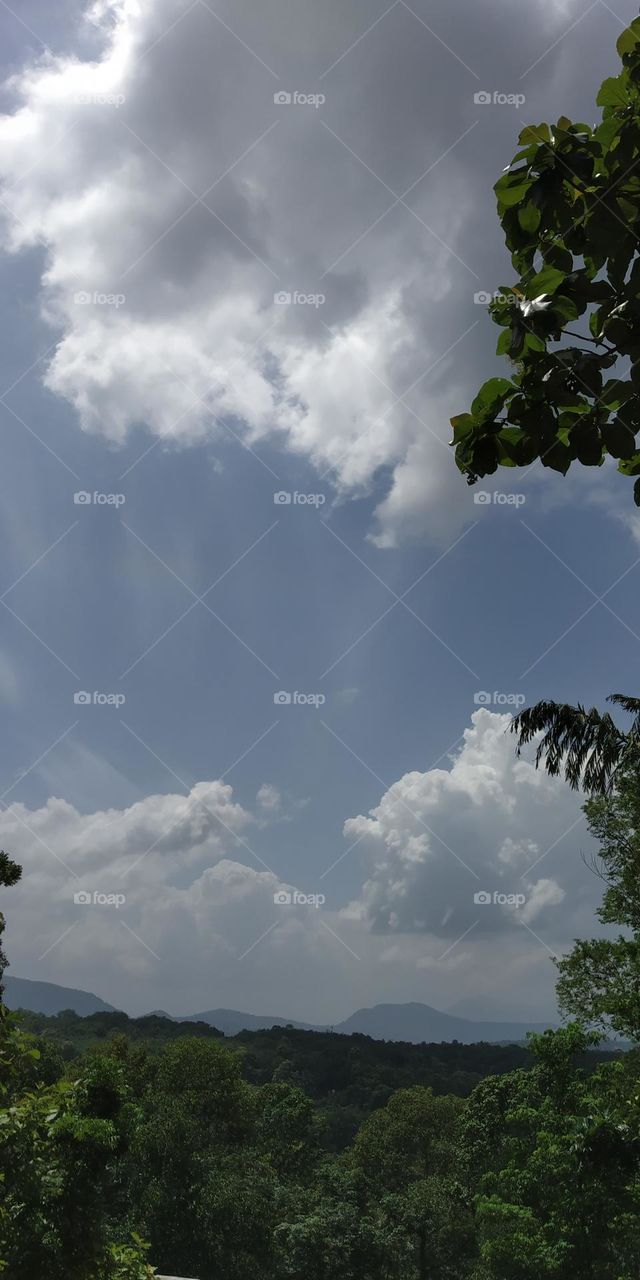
<box><xmin>511</xmin><ymin>694</ymin><xmax>640</xmax><ymax>794</ymax></box>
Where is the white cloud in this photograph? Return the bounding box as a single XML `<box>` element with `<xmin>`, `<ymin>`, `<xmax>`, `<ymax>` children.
<box><xmin>345</xmin><ymin>709</ymin><xmax>587</xmax><ymax>940</ymax></box>
<box><xmin>1</xmin><ymin>775</ymin><xmax>331</xmax><ymax>1013</ymax></box>
<box><xmin>0</xmin><ymin>0</ymin><xmax>590</xmax><ymax>545</ymax></box>
<box><xmin>0</xmin><ymin>715</ymin><xmax>599</xmax><ymax>1020</ymax></box>
<box><xmin>256</xmin><ymin>782</ymin><xmax>281</xmax><ymax>812</ymax></box>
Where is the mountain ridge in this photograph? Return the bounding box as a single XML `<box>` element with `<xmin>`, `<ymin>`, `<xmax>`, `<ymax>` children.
<box><xmin>4</xmin><ymin>977</ymin><xmax>556</xmax><ymax>1043</ymax></box>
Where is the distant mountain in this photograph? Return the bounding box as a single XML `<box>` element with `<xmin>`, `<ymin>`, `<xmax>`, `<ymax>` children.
<box><xmin>2</xmin><ymin>980</ymin><xmax>557</xmax><ymax>1043</ymax></box>
<box><xmin>180</xmin><ymin>1008</ymin><xmax>317</xmax><ymax>1035</ymax></box>
<box><xmin>180</xmin><ymin>1001</ymin><xmax>554</xmax><ymax>1043</ymax></box>
<box><xmin>4</xmin><ymin>975</ymin><xmax>116</xmax><ymax>1017</ymax></box>
<box><xmin>333</xmin><ymin>1002</ymin><xmax>555</xmax><ymax>1044</ymax></box>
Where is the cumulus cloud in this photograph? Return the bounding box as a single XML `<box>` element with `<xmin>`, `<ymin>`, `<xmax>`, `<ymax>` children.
<box><xmin>0</xmin><ymin>713</ymin><xmax>603</xmax><ymax>1020</ymax></box>
<box><xmin>0</xmin><ymin>0</ymin><xmax>608</xmax><ymax>544</ymax></box>
<box><xmin>345</xmin><ymin>709</ymin><xmax>588</xmax><ymax>941</ymax></box>
<box><xmin>1</xmin><ymin>774</ymin><xmax>349</xmax><ymax>1015</ymax></box>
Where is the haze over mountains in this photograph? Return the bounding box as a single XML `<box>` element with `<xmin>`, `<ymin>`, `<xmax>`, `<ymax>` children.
<box><xmin>4</xmin><ymin>976</ymin><xmax>555</xmax><ymax>1044</ymax></box>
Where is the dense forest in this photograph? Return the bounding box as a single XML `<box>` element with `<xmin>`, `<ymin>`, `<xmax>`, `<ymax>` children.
<box><xmin>13</xmin><ymin>1006</ymin><xmax>618</xmax><ymax>1149</ymax></box>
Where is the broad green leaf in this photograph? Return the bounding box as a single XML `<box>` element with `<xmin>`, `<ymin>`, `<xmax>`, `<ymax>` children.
<box><xmin>495</xmin><ymin>182</ymin><xmax>532</xmax><ymax>209</ymax></box>
<box><xmin>600</xmin><ymin>379</ymin><xmax>634</xmax><ymax>409</ymax></box>
<box><xmin>523</xmin><ymin>332</ymin><xmax>546</xmax><ymax>353</ymax></box>
<box><xmin>450</xmin><ymin>413</ymin><xmax>476</xmax><ymax>442</ymax></box>
<box><xmin>518</xmin><ymin>202</ymin><xmax>541</xmax><ymax>233</ymax></box>
<box><xmin>541</xmin><ymin>441</ymin><xmax>572</xmax><ymax>474</ymax></box>
<box><xmin>602</xmin><ymin>416</ymin><xmax>636</xmax><ymax>458</ymax></box>
<box><xmin>572</xmin><ymin>425</ymin><xmax>604</xmax><ymax>465</ymax></box>
<box><xmin>526</xmin><ymin>266</ymin><xmax>567</xmax><ymax>297</ymax></box>
<box><xmin>518</xmin><ymin>123</ymin><xmax>551</xmax><ymax>145</ymax></box>
<box><xmin>617</xmin><ymin>451</ymin><xmax>640</xmax><ymax>476</ymax></box>
<box><xmin>596</xmin><ymin>76</ymin><xmax>630</xmax><ymax>109</ymax></box>
<box><xmin>549</xmin><ymin>295</ymin><xmax>579</xmax><ymax>323</ymax></box>
<box><xmin>617</xmin><ymin>26</ymin><xmax>640</xmax><ymax>57</ymax></box>
<box><xmin>543</xmin><ymin>245</ymin><xmax>573</xmax><ymax>272</ymax></box>
<box><xmin>471</xmin><ymin>377</ymin><xmax>515</xmax><ymax>420</ymax></box>
<box><xmin>471</xmin><ymin>436</ymin><xmax>499</xmax><ymax>475</ymax></box>
<box><xmin>496</xmin><ymin>329</ymin><xmax>512</xmax><ymax>356</ymax></box>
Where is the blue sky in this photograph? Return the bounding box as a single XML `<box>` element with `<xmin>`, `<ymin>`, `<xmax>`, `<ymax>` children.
<box><xmin>0</xmin><ymin>0</ymin><xmax>639</xmax><ymax>1022</ymax></box>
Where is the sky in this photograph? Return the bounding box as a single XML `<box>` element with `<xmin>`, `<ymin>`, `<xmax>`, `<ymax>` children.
<box><xmin>0</xmin><ymin>0</ymin><xmax>639</xmax><ymax>1023</ymax></box>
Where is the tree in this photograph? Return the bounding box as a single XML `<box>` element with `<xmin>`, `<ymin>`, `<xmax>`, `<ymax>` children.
<box><xmin>351</xmin><ymin>1088</ymin><xmax>474</xmax><ymax>1279</ymax></box>
<box><xmin>0</xmin><ymin>851</ymin><xmax>21</xmax><ymax>1007</ymax></box>
<box><xmin>128</xmin><ymin>1037</ymin><xmax>278</xmax><ymax>1278</ymax></box>
<box><xmin>511</xmin><ymin>698</ymin><xmax>640</xmax><ymax>1038</ymax></box>
<box><xmin>274</xmin><ymin>1161</ymin><xmax>409</xmax><ymax>1280</ymax></box>
<box><xmin>511</xmin><ymin>692</ymin><xmax>640</xmax><ymax>794</ymax></box>
<box><xmin>255</xmin><ymin>1081</ymin><xmax>323</xmax><ymax>1177</ymax></box>
<box><xmin>0</xmin><ymin>858</ymin><xmax>152</xmax><ymax>1279</ymax></box>
<box><xmin>555</xmin><ymin>763</ymin><xmax>640</xmax><ymax>1040</ymax></box>
<box><xmin>461</xmin><ymin>1026</ymin><xmax>640</xmax><ymax>1280</ymax></box>
<box><xmin>452</xmin><ymin>17</ymin><xmax>640</xmax><ymax>501</ymax></box>
<box><xmin>0</xmin><ymin>1035</ymin><xmax>154</xmax><ymax>1279</ymax></box>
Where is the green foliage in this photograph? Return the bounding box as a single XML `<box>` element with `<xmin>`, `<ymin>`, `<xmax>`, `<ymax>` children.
<box><xmin>555</xmin><ymin>765</ymin><xmax>640</xmax><ymax>1041</ymax></box>
<box><xmin>0</xmin><ymin>852</ymin><xmax>21</xmax><ymax>1009</ymax></box>
<box><xmin>256</xmin><ymin>1080</ymin><xmax>323</xmax><ymax>1175</ymax></box>
<box><xmin>462</xmin><ymin>1027</ymin><xmax>640</xmax><ymax>1278</ymax></box>
<box><xmin>511</xmin><ymin>692</ymin><xmax>640</xmax><ymax>794</ymax></box>
<box><xmin>274</xmin><ymin>1162</ymin><xmax>410</xmax><ymax>1279</ymax></box>
<box><xmin>452</xmin><ymin>19</ymin><xmax>640</xmax><ymax>500</ymax></box>
<box><xmin>0</xmin><ymin>1024</ymin><xmax>153</xmax><ymax>1279</ymax></box>
<box><xmin>352</xmin><ymin>1087</ymin><xmax>463</xmax><ymax>1190</ymax></box>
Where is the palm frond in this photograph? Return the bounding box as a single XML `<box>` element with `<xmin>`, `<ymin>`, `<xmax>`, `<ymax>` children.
<box><xmin>510</xmin><ymin>699</ymin><xmax>632</xmax><ymax>794</ymax></box>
